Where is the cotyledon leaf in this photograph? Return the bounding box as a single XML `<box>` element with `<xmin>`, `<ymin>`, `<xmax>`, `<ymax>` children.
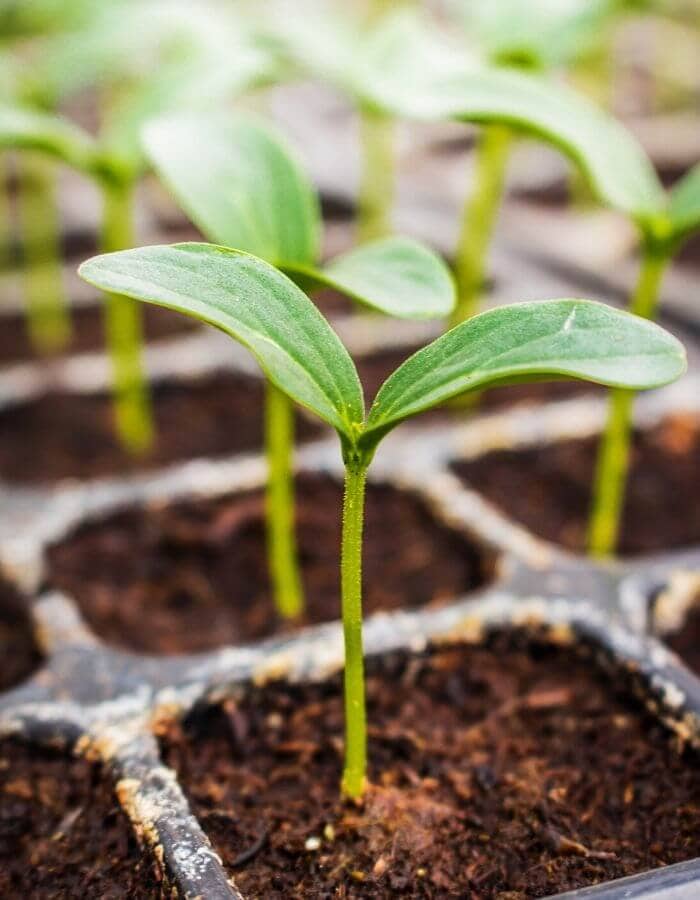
<box><xmin>143</xmin><ymin>112</ymin><xmax>320</xmax><ymax>267</ymax></box>
<box><xmin>283</xmin><ymin>237</ymin><xmax>455</xmax><ymax>319</ymax></box>
<box><xmin>365</xmin><ymin>56</ymin><xmax>666</xmax><ymax>226</ymax></box>
<box><xmin>78</xmin><ymin>243</ymin><xmax>364</xmax><ymax>439</ymax></box>
<box><xmin>667</xmin><ymin>162</ymin><xmax>700</xmax><ymax>247</ymax></box>
<box><xmin>0</xmin><ymin>104</ymin><xmax>98</xmax><ymax>174</ymax></box>
<box><xmin>361</xmin><ymin>299</ymin><xmax>686</xmax><ymax>451</ymax></box>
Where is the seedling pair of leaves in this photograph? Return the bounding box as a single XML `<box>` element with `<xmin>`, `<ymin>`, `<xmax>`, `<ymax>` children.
<box><xmin>142</xmin><ymin>110</ymin><xmax>454</xmax><ymax>619</ymax></box>
<box><xmin>79</xmin><ymin>241</ymin><xmax>686</xmax><ymax>799</ymax></box>
<box><xmin>0</xmin><ymin>5</ymin><xmax>275</xmax><ymax>451</ymax></box>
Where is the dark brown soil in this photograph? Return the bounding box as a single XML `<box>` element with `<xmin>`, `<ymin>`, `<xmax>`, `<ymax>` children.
<box><xmin>0</xmin><ymin>372</ymin><xmax>321</xmax><ymax>485</ymax></box>
<box><xmin>0</xmin><ymin>585</ymin><xmax>41</xmax><ymax>692</ymax></box>
<box><xmin>46</xmin><ymin>474</ymin><xmax>492</xmax><ymax>655</ymax></box>
<box><xmin>662</xmin><ymin>600</ymin><xmax>700</xmax><ymax>676</ymax></box>
<box><xmin>160</xmin><ymin>632</ymin><xmax>700</xmax><ymax>898</ymax></box>
<box><xmin>0</xmin><ymin>303</ymin><xmax>199</xmax><ymax>367</ymax></box>
<box><xmin>452</xmin><ymin>413</ymin><xmax>700</xmax><ymax>556</ymax></box>
<box><xmin>0</xmin><ymin>738</ymin><xmax>161</xmax><ymax>898</ymax></box>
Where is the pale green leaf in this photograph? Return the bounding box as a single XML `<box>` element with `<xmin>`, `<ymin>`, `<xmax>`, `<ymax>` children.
<box><xmin>284</xmin><ymin>237</ymin><xmax>455</xmax><ymax>319</ymax></box>
<box><xmin>0</xmin><ymin>104</ymin><xmax>97</xmax><ymax>173</ymax></box>
<box><xmin>362</xmin><ymin>299</ymin><xmax>685</xmax><ymax>449</ymax></box>
<box><xmin>143</xmin><ymin>112</ymin><xmax>320</xmax><ymax>266</ymax></box>
<box><xmin>369</xmin><ymin>65</ymin><xmax>666</xmax><ymax>225</ymax></box>
<box><xmin>454</xmin><ymin>0</ymin><xmax>616</xmax><ymax>68</ymax></box>
<box><xmin>78</xmin><ymin>243</ymin><xmax>364</xmax><ymax>438</ymax></box>
<box><xmin>668</xmin><ymin>162</ymin><xmax>700</xmax><ymax>246</ymax></box>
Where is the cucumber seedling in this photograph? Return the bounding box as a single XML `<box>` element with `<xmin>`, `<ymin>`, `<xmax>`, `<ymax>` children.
<box><xmin>0</xmin><ymin>10</ymin><xmax>273</xmax><ymax>451</ymax></box>
<box><xmin>79</xmin><ymin>242</ymin><xmax>686</xmax><ymax>798</ymax></box>
<box><xmin>142</xmin><ymin>111</ymin><xmax>455</xmax><ymax>620</ymax></box>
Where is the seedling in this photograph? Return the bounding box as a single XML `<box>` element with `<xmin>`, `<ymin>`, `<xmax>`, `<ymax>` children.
<box><xmin>0</xmin><ymin>8</ymin><xmax>274</xmax><ymax>450</ymax></box>
<box><xmin>261</xmin><ymin>6</ymin><xmax>664</xmax><ymax>332</ymax></box>
<box><xmin>142</xmin><ymin>111</ymin><xmax>454</xmax><ymax>619</ymax></box>
<box><xmin>588</xmin><ymin>160</ymin><xmax>700</xmax><ymax>556</ymax></box>
<box><xmin>79</xmin><ymin>242</ymin><xmax>686</xmax><ymax>798</ymax></box>
<box><xmin>367</xmin><ymin>37</ymin><xmax>700</xmax><ymax>555</ymax></box>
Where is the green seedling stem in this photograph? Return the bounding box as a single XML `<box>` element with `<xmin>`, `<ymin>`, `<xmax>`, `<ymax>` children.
<box><xmin>452</xmin><ymin>124</ymin><xmax>512</xmax><ymax>327</ymax></box>
<box><xmin>587</xmin><ymin>245</ymin><xmax>669</xmax><ymax>556</ymax></box>
<box><xmin>101</xmin><ymin>175</ymin><xmax>153</xmax><ymax>454</ymax></box>
<box><xmin>357</xmin><ymin>104</ymin><xmax>395</xmax><ymax>243</ymax></box>
<box><xmin>266</xmin><ymin>380</ymin><xmax>304</xmax><ymax>619</ymax></box>
<box><xmin>17</xmin><ymin>153</ymin><xmax>71</xmax><ymax>352</ymax></box>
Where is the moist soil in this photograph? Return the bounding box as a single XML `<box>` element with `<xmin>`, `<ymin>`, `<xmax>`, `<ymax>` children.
<box><xmin>46</xmin><ymin>474</ymin><xmax>492</xmax><ymax>655</ymax></box>
<box><xmin>160</xmin><ymin>631</ymin><xmax>700</xmax><ymax>899</ymax></box>
<box><xmin>0</xmin><ymin>372</ymin><xmax>321</xmax><ymax>485</ymax></box>
<box><xmin>0</xmin><ymin>585</ymin><xmax>41</xmax><ymax>692</ymax></box>
<box><xmin>663</xmin><ymin>600</ymin><xmax>700</xmax><ymax>676</ymax></box>
<box><xmin>0</xmin><ymin>303</ymin><xmax>198</xmax><ymax>367</ymax></box>
<box><xmin>0</xmin><ymin>739</ymin><xmax>161</xmax><ymax>898</ymax></box>
<box><xmin>452</xmin><ymin>413</ymin><xmax>700</xmax><ymax>556</ymax></box>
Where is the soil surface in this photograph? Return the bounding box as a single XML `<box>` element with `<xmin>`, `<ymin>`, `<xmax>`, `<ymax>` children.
<box><xmin>161</xmin><ymin>632</ymin><xmax>700</xmax><ymax>898</ymax></box>
<box><xmin>663</xmin><ymin>600</ymin><xmax>700</xmax><ymax>676</ymax></box>
<box><xmin>0</xmin><ymin>739</ymin><xmax>161</xmax><ymax>898</ymax></box>
<box><xmin>46</xmin><ymin>474</ymin><xmax>492</xmax><ymax>654</ymax></box>
<box><xmin>0</xmin><ymin>585</ymin><xmax>41</xmax><ymax>692</ymax></box>
<box><xmin>0</xmin><ymin>372</ymin><xmax>321</xmax><ymax>485</ymax></box>
<box><xmin>0</xmin><ymin>303</ymin><xmax>198</xmax><ymax>367</ymax></box>
<box><xmin>453</xmin><ymin>413</ymin><xmax>700</xmax><ymax>556</ymax></box>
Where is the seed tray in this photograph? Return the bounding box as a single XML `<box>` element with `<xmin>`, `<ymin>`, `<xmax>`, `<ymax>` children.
<box><xmin>0</xmin><ymin>376</ymin><xmax>699</xmax><ymax>896</ymax></box>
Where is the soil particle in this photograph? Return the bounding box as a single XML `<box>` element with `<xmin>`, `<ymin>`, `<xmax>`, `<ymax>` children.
<box><xmin>452</xmin><ymin>414</ymin><xmax>700</xmax><ymax>556</ymax></box>
<box><xmin>160</xmin><ymin>632</ymin><xmax>700</xmax><ymax>898</ymax></box>
<box><xmin>0</xmin><ymin>584</ymin><xmax>41</xmax><ymax>691</ymax></box>
<box><xmin>46</xmin><ymin>474</ymin><xmax>492</xmax><ymax>655</ymax></box>
<box><xmin>0</xmin><ymin>739</ymin><xmax>162</xmax><ymax>898</ymax></box>
<box><xmin>0</xmin><ymin>372</ymin><xmax>320</xmax><ymax>485</ymax></box>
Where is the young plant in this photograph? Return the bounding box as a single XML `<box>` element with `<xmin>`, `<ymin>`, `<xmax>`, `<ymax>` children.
<box><xmin>588</xmin><ymin>161</ymin><xmax>700</xmax><ymax>556</ymax></box>
<box><xmin>142</xmin><ymin>111</ymin><xmax>455</xmax><ymax>619</ymax></box>
<box><xmin>0</xmin><ymin>11</ymin><xmax>274</xmax><ymax>450</ymax></box>
<box><xmin>371</xmin><ymin>45</ymin><xmax>699</xmax><ymax>556</ymax></box>
<box><xmin>79</xmin><ymin>242</ymin><xmax>686</xmax><ymax>797</ymax></box>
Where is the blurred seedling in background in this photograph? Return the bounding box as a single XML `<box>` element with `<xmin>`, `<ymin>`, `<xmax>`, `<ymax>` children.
<box><xmin>143</xmin><ymin>111</ymin><xmax>454</xmax><ymax>619</ymax></box>
<box><xmin>80</xmin><ymin>242</ymin><xmax>686</xmax><ymax>799</ymax></box>
<box><xmin>0</xmin><ymin>0</ymin><xmax>276</xmax><ymax>451</ymax></box>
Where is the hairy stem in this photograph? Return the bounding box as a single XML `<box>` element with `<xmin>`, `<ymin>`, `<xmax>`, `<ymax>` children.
<box><xmin>340</xmin><ymin>460</ymin><xmax>368</xmax><ymax>799</ymax></box>
<box><xmin>17</xmin><ymin>153</ymin><xmax>71</xmax><ymax>352</ymax></box>
<box><xmin>357</xmin><ymin>105</ymin><xmax>395</xmax><ymax>244</ymax></box>
<box><xmin>101</xmin><ymin>177</ymin><xmax>153</xmax><ymax>453</ymax></box>
<box><xmin>265</xmin><ymin>381</ymin><xmax>304</xmax><ymax>619</ymax></box>
<box><xmin>451</xmin><ymin>125</ymin><xmax>512</xmax><ymax>328</ymax></box>
<box><xmin>587</xmin><ymin>247</ymin><xmax>669</xmax><ymax>557</ymax></box>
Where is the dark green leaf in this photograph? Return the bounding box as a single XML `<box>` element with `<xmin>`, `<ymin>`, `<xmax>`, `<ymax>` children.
<box><xmin>79</xmin><ymin>243</ymin><xmax>364</xmax><ymax>438</ymax></box>
<box><xmin>362</xmin><ymin>299</ymin><xmax>685</xmax><ymax>449</ymax></box>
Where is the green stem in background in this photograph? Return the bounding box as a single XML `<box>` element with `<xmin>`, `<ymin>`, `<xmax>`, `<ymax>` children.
<box><xmin>340</xmin><ymin>459</ymin><xmax>369</xmax><ymax>799</ymax></box>
<box><xmin>357</xmin><ymin>105</ymin><xmax>395</xmax><ymax>244</ymax></box>
<box><xmin>17</xmin><ymin>153</ymin><xmax>71</xmax><ymax>352</ymax></box>
<box><xmin>451</xmin><ymin>125</ymin><xmax>512</xmax><ymax>328</ymax></box>
<box><xmin>1</xmin><ymin>154</ymin><xmax>13</xmax><ymax>272</ymax></box>
<box><xmin>101</xmin><ymin>177</ymin><xmax>153</xmax><ymax>453</ymax></box>
<box><xmin>588</xmin><ymin>247</ymin><xmax>670</xmax><ymax>557</ymax></box>
<box><xmin>265</xmin><ymin>381</ymin><xmax>304</xmax><ymax>620</ymax></box>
